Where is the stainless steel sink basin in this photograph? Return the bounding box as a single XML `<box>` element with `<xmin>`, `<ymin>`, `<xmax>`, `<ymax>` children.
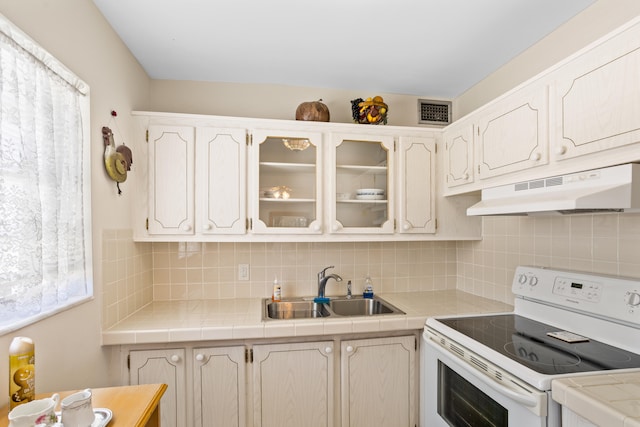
<box><xmin>262</xmin><ymin>295</ymin><xmax>404</xmax><ymax>320</ymax></box>
<box><xmin>329</xmin><ymin>296</ymin><xmax>402</xmax><ymax>316</ymax></box>
<box><xmin>264</xmin><ymin>299</ymin><xmax>330</xmax><ymax>320</ymax></box>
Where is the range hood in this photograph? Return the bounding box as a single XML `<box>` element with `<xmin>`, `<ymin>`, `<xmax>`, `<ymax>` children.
<box><xmin>467</xmin><ymin>163</ymin><xmax>640</xmax><ymax>216</ymax></box>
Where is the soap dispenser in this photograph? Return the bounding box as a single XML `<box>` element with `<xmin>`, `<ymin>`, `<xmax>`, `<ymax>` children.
<box><xmin>363</xmin><ymin>276</ymin><xmax>374</xmax><ymax>299</ymax></box>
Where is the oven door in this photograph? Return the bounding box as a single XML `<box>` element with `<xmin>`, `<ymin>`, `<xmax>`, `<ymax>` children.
<box><xmin>422</xmin><ymin>330</ymin><xmax>555</xmax><ymax>427</ymax></box>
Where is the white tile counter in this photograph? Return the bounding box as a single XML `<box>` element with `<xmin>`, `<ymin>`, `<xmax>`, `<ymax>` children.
<box><xmin>102</xmin><ymin>290</ymin><xmax>512</xmax><ymax>345</ymax></box>
<box><xmin>552</xmin><ymin>372</ymin><xmax>640</xmax><ymax>427</ymax></box>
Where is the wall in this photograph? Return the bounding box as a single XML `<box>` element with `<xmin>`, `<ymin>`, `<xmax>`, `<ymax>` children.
<box><xmin>148</xmin><ymin>80</ymin><xmax>438</xmax><ymax>127</ymax></box>
<box><xmin>0</xmin><ymin>0</ymin><xmax>150</xmax><ymax>406</ymax></box>
<box><xmin>458</xmin><ymin>214</ymin><xmax>640</xmax><ymax>304</ymax></box>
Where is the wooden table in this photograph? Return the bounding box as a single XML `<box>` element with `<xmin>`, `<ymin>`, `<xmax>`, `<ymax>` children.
<box><xmin>0</xmin><ymin>383</ymin><xmax>167</xmax><ymax>427</ymax></box>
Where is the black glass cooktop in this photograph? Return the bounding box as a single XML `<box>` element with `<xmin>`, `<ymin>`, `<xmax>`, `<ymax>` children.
<box><xmin>439</xmin><ymin>314</ymin><xmax>640</xmax><ymax>375</ymax></box>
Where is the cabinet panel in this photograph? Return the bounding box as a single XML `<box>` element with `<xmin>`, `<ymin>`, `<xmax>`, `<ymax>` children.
<box><xmin>397</xmin><ymin>136</ymin><xmax>436</xmax><ymax>234</ymax></box>
<box><xmin>330</xmin><ymin>133</ymin><xmax>394</xmax><ymax>234</ymax></box>
<box><xmin>193</xmin><ymin>346</ymin><xmax>246</xmax><ymax>427</ymax></box>
<box><xmin>476</xmin><ymin>86</ymin><xmax>548</xmax><ymax>180</ymax></box>
<box><xmin>148</xmin><ymin>126</ymin><xmax>195</xmax><ymax>235</ymax></box>
<box><xmin>552</xmin><ymin>20</ymin><xmax>640</xmax><ymax>160</ymax></box>
<box><xmin>341</xmin><ymin>336</ymin><xmax>415</xmax><ymax>427</ymax></box>
<box><xmin>251</xmin><ymin>130</ymin><xmax>323</xmax><ymax>234</ymax></box>
<box><xmin>443</xmin><ymin>122</ymin><xmax>474</xmax><ymax>188</ymax></box>
<box><xmin>196</xmin><ymin>128</ymin><xmax>247</xmax><ymax>235</ymax></box>
<box><xmin>252</xmin><ymin>341</ymin><xmax>334</xmax><ymax>427</ymax></box>
<box><xmin>129</xmin><ymin>348</ymin><xmax>186</xmax><ymax>427</ymax></box>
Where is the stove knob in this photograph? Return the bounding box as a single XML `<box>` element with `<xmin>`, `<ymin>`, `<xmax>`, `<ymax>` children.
<box><xmin>529</xmin><ymin>276</ymin><xmax>539</xmax><ymax>287</ymax></box>
<box><xmin>518</xmin><ymin>274</ymin><xmax>528</xmax><ymax>285</ymax></box>
<box><xmin>627</xmin><ymin>292</ymin><xmax>640</xmax><ymax>307</ymax></box>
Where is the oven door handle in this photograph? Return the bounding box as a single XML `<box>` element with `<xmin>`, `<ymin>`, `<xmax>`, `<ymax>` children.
<box><xmin>426</xmin><ymin>336</ymin><xmax>545</xmax><ymax>411</ymax></box>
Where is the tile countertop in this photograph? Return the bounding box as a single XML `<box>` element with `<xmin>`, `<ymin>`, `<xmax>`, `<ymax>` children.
<box><xmin>102</xmin><ymin>290</ymin><xmax>513</xmax><ymax>346</ymax></box>
<box><xmin>552</xmin><ymin>372</ymin><xmax>640</xmax><ymax>427</ymax></box>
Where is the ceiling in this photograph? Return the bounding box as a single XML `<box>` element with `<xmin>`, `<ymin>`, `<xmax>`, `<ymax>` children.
<box><xmin>92</xmin><ymin>0</ymin><xmax>595</xmax><ymax>98</ymax></box>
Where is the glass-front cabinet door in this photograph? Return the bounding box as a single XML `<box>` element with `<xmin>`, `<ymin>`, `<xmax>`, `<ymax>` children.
<box><xmin>330</xmin><ymin>133</ymin><xmax>394</xmax><ymax>234</ymax></box>
<box><xmin>250</xmin><ymin>130</ymin><xmax>323</xmax><ymax>234</ymax></box>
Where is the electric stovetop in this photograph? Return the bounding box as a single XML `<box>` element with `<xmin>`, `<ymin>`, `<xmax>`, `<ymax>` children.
<box><xmin>439</xmin><ymin>314</ymin><xmax>640</xmax><ymax>375</ymax></box>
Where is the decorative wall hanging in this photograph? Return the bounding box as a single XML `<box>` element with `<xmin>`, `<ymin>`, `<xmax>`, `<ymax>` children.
<box><xmin>102</xmin><ymin>111</ymin><xmax>132</xmax><ymax>194</ymax></box>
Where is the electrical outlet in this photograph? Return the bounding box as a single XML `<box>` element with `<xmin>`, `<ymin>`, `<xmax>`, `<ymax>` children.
<box><xmin>238</xmin><ymin>264</ymin><xmax>250</xmax><ymax>281</ymax></box>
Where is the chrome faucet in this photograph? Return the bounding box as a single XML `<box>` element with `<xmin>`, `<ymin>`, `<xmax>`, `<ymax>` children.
<box><xmin>317</xmin><ymin>266</ymin><xmax>342</xmax><ymax>300</ymax></box>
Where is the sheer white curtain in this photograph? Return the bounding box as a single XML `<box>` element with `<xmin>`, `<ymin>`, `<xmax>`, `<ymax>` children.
<box><xmin>0</xmin><ymin>14</ymin><xmax>91</xmax><ymax>332</ymax></box>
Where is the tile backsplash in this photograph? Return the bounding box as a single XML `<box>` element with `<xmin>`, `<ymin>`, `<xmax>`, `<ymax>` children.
<box><xmin>103</xmin><ymin>213</ymin><xmax>640</xmax><ymax>327</ymax></box>
<box><xmin>457</xmin><ymin>213</ymin><xmax>640</xmax><ymax>304</ymax></box>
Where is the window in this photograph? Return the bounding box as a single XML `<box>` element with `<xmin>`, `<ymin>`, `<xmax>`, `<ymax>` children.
<box><xmin>0</xmin><ymin>15</ymin><xmax>92</xmax><ymax>334</ymax></box>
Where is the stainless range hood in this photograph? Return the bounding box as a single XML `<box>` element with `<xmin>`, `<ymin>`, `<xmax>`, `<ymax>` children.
<box><xmin>467</xmin><ymin>163</ymin><xmax>640</xmax><ymax>216</ymax></box>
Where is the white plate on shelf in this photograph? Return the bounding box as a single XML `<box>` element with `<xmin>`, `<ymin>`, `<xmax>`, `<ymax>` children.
<box><xmin>355</xmin><ymin>195</ymin><xmax>385</xmax><ymax>200</ymax></box>
<box><xmin>356</xmin><ymin>188</ymin><xmax>385</xmax><ymax>196</ymax></box>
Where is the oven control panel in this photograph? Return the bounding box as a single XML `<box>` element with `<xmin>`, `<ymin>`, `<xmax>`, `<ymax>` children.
<box><xmin>513</xmin><ymin>266</ymin><xmax>640</xmax><ymax>324</ymax></box>
<box><xmin>552</xmin><ymin>276</ymin><xmax>602</xmax><ymax>302</ymax></box>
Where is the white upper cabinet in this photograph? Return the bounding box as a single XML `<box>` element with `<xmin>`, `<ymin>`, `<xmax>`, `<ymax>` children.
<box><xmin>475</xmin><ymin>84</ymin><xmax>548</xmax><ymax>180</ymax></box>
<box><xmin>195</xmin><ymin>127</ymin><xmax>247</xmax><ymax>235</ymax></box>
<box><xmin>329</xmin><ymin>133</ymin><xmax>395</xmax><ymax>234</ymax></box>
<box><xmin>250</xmin><ymin>129</ymin><xmax>323</xmax><ymax>234</ymax></box>
<box><xmin>443</xmin><ymin>120</ymin><xmax>474</xmax><ymax>189</ymax></box>
<box><xmin>148</xmin><ymin>125</ymin><xmax>195</xmax><ymax>235</ymax></box>
<box><xmin>551</xmin><ymin>18</ymin><xmax>640</xmax><ymax>161</ymax></box>
<box><xmin>397</xmin><ymin>136</ymin><xmax>436</xmax><ymax>234</ymax></box>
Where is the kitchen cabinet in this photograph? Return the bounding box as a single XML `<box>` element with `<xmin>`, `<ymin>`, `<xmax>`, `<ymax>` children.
<box><xmin>134</xmin><ymin>111</ymin><xmax>480</xmax><ymax>241</ymax></box>
<box><xmin>193</xmin><ymin>346</ymin><xmax>247</xmax><ymax>427</ymax></box>
<box><xmin>329</xmin><ymin>133</ymin><xmax>394</xmax><ymax>234</ymax></box>
<box><xmin>475</xmin><ymin>84</ymin><xmax>548</xmax><ymax>180</ymax></box>
<box><xmin>250</xmin><ymin>129</ymin><xmax>323</xmax><ymax>234</ymax></box>
<box><xmin>340</xmin><ymin>336</ymin><xmax>416</xmax><ymax>427</ymax></box>
<box><xmin>252</xmin><ymin>341</ymin><xmax>335</xmax><ymax>427</ymax></box>
<box><xmin>443</xmin><ymin>119</ymin><xmax>474</xmax><ymax>189</ymax></box>
<box><xmin>129</xmin><ymin>348</ymin><xmax>187</xmax><ymax>427</ymax></box>
<box><xmin>195</xmin><ymin>127</ymin><xmax>247</xmax><ymax>235</ymax></box>
<box><xmin>147</xmin><ymin>124</ymin><xmax>247</xmax><ymax>236</ymax></box>
<box><xmin>551</xmin><ymin>18</ymin><xmax>640</xmax><ymax>161</ymax></box>
<box><xmin>397</xmin><ymin>136</ymin><xmax>436</xmax><ymax>234</ymax></box>
<box><xmin>147</xmin><ymin>125</ymin><xmax>195</xmax><ymax>235</ymax></box>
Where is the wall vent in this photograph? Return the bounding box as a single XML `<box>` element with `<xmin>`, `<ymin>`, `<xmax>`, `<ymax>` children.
<box><xmin>418</xmin><ymin>99</ymin><xmax>452</xmax><ymax>126</ymax></box>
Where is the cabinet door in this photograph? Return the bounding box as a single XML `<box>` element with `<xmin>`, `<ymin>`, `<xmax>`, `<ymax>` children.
<box><xmin>129</xmin><ymin>348</ymin><xmax>186</xmax><ymax>427</ymax></box>
<box><xmin>330</xmin><ymin>133</ymin><xmax>394</xmax><ymax>234</ymax></box>
<box><xmin>443</xmin><ymin>121</ymin><xmax>474</xmax><ymax>188</ymax></box>
<box><xmin>397</xmin><ymin>136</ymin><xmax>436</xmax><ymax>234</ymax></box>
<box><xmin>148</xmin><ymin>126</ymin><xmax>195</xmax><ymax>235</ymax></box>
<box><xmin>250</xmin><ymin>130</ymin><xmax>323</xmax><ymax>234</ymax></box>
<box><xmin>193</xmin><ymin>346</ymin><xmax>246</xmax><ymax>427</ymax></box>
<box><xmin>476</xmin><ymin>85</ymin><xmax>548</xmax><ymax>180</ymax></box>
<box><xmin>196</xmin><ymin>128</ymin><xmax>247</xmax><ymax>235</ymax></box>
<box><xmin>341</xmin><ymin>336</ymin><xmax>416</xmax><ymax>427</ymax></box>
<box><xmin>252</xmin><ymin>341</ymin><xmax>334</xmax><ymax>427</ymax></box>
<box><xmin>552</xmin><ymin>20</ymin><xmax>640</xmax><ymax>161</ymax></box>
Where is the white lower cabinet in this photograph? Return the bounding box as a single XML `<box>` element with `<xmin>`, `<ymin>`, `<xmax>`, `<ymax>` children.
<box><xmin>129</xmin><ymin>348</ymin><xmax>187</xmax><ymax>427</ymax></box>
<box><xmin>341</xmin><ymin>336</ymin><xmax>416</xmax><ymax>427</ymax></box>
<box><xmin>193</xmin><ymin>346</ymin><xmax>247</xmax><ymax>427</ymax></box>
<box><xmin>252</xmin><ymin>341</ymin><xmax>335</xmax><ymax>427</ymax></box>
<box><xmin>125</xmin><ymin>334</ymin><xmax>417</xmax><ymax>427</ymax></box>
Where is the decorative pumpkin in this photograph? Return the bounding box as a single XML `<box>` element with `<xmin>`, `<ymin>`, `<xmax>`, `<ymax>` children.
<box><xmin>295</xmin><ymin>99</ymin><xmax>330</xmax><ymax>122</ymax></box>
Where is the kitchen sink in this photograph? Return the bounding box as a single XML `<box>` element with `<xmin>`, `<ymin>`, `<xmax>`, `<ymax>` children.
<box><xmin>329</xmin><ymin>297</ymin><xmax>400</xmax><ymax>316</ymax></box>
<box><xmin>264</xmin><ymin>300</ymin><xmax>330</xmax><ymax>320</ymax></box>
<box><xmin>263</xmin><ymin>296</ymin><xmax>404</xmax><ymax>320</ymax></box>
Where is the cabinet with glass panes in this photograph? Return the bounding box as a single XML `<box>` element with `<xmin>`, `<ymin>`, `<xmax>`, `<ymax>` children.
<box><xmin>251</xmin><ymin>130</ymin><xmax>323</xmax><ymax>234</ymax></box>
<box><xmin>330</xmin><ymin>134</ymin><xmax>394</xmax><ymax>234</ymax></box>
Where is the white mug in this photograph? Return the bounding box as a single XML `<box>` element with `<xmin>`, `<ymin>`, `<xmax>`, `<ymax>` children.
<box><xmin>60</xmin><ymin>388</ymin><xmax>94</xmax><ymax>427</ymax></box>
<box><xmin>8</xmin><ymin>393</ymin><xmax>59</xmax><ymax>427</ymax></box>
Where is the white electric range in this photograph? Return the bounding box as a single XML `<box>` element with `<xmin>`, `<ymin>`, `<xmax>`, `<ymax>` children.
<box><xmin>421</xmin><ymin>266</ymin><xmax>640</xmax><ymax>427</ymax></box>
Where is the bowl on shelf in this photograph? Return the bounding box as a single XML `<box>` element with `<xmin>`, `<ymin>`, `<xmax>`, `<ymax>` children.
<box><xmin>355</xmin><ymin>188</ymin><xmax>385</xmax><ymax>200</ymax></box>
